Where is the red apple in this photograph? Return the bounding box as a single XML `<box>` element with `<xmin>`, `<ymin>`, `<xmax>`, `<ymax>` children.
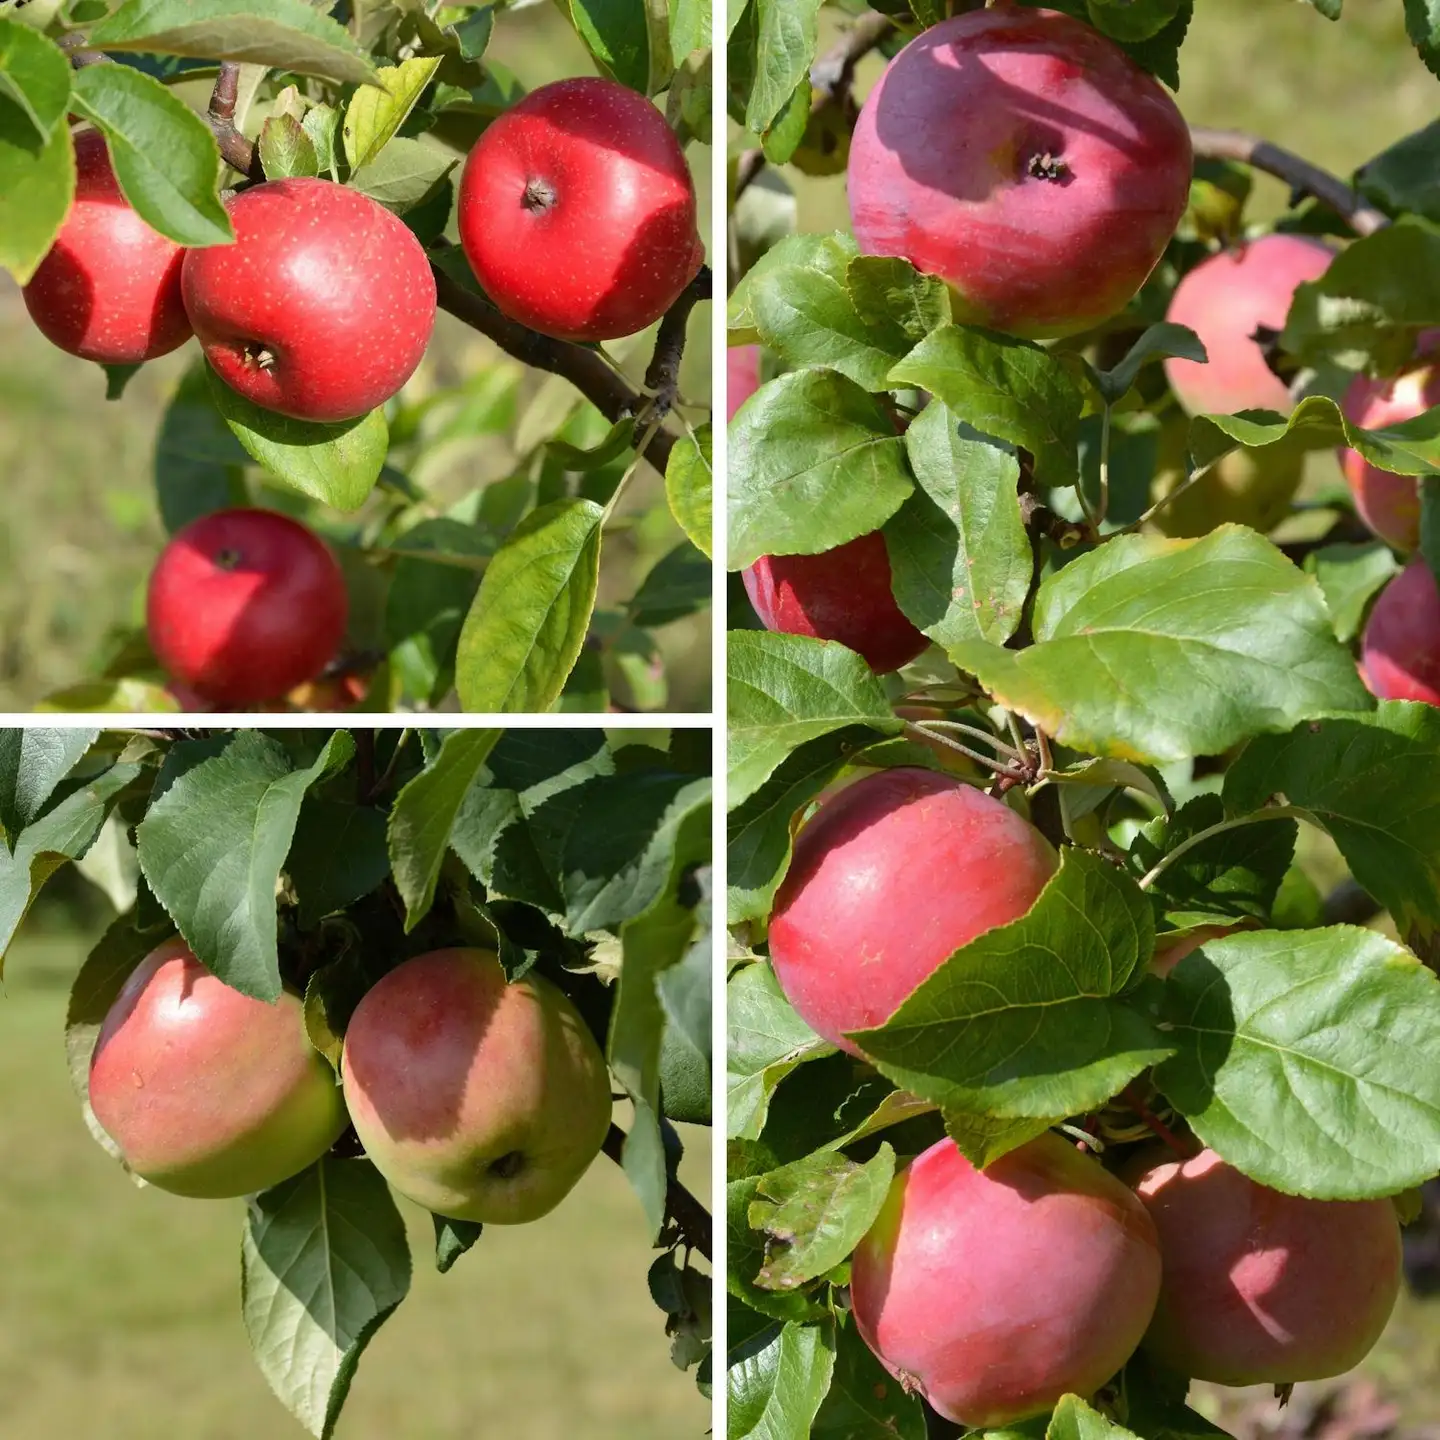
<box><xmin>1132</xmin><ymin>1148</ymin><xmax>1401</xmax><ymax>1385</ymax></box>
<box><xmin>768</xmin><ymin>767</ymin><xmax>1056</xmax><ymax>1053</ymax></box>
<box><xmin>1359</xmin><ymin>557</ymin><xmax>1440</xmax><ymax>706</ymax></box>
<box><xmin>88</xmin><ymin>937</ymin><xmax>348</xmax><ymax>1198</ymax></box>
<box><xmin>743</xmin><ymin>532</ymin><xmax>929</xmax><ymax>674</ymax></box>
<box><xmin>847</xmin><ymin>8</ymin><xmax>1192</xmax><ymax>340</ymax></box>
<box><xmin>1339</xmin><ymin>356</ymin><xmax>1440</xmax><ymax>552</ymax></box>
<box><xmin>147</xmin><ymin>508</ymin><xmax>348</xmax><ymax>709</ymax></box>
<box><xmin>181</xmin><ymin>178</ymin><xmax>436</xmax><ymax>421</ymax></box>
<box><xmin>23</xmin><ymin>129</ymin><xmax>191</xmax><ymax>364</ymax></box>
<box><xmin>341</xmin><ymin>948</ymin><xmax>614</xmax><ymax>1224</ymax></box>
<box><xmin>852</xmin><ymin>1133</ymin><xmax>1161</xmax><ymax>1427</ymax></box>
<box><xmin>1163</xmin><ymin>234</ymin><xmax>1335</xmax><ymax>415</ymax></box>
<box><xmin>457</xmin><ymin>76</ymin><xmax>702</xmax><ymax>342</ymax></box>
<box><xmin>728</xmin><ymin>345</ymin><xmax>761</xmax><ymax>421</ymax></box>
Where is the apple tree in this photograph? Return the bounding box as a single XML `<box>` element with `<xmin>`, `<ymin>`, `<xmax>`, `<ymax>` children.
<box><xmin>0</xmin><ymin>0</ymin><xmax>713</xmax><ymax>714</ymax></box>
<box><xmin>725</xmin><ymin>2</ymin><xmax>1440</xmax><ymax>1436</ymax></box>
<box><xmin>0</xmin><ymin>725</ymin><xmax>712</xmax><ymax>1435</ymax></box>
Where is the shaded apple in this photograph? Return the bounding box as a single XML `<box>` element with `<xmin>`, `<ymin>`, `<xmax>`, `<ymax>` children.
<box><xmin>341</xmin><ymin>948</ymin><xmax>613</xmax><ymax>1224</ymax></box>
<box><xmin>458</xmin><ymin>76</ymin><xmax>702</xmax><ymax>342</ymax></box>
<box><xmin>181</xmin><ymin>177</ymin><xmax>436</xmax><ymax>421</ymax></box>
<box><xmin>147</xmin><ymin>507</ymin><xmax>348</xmax><ymax>709</ymax></box>
<box><xmin>742</xmin><ymin>532</ymin><xmax>929</xmax><ymax>674</ymax></box>
<box><xmin>847</xmin><ymin>8</ymin><xmax>1192</xmax><ymax>339</ymax></box>
<box><xmin>23</xmin><ymin>129</ymin><xmax>192</xmax><ymax>364</ymax></box>
<box><xmin>728</xmin><ymin>345</ymin><xmax>761</xmax><ymax>421</ymax></box>
<box><xmin>852</xmin><ymin>1133</ymin><xmax>1161</xmax><ymax>1427</ymax></box>
<box><xmin>88</xmin><ymin>937</ymin><xmax>348</xmax><ymax>1198</ymax></box>
<box><xmin>1360</xmin><ymin>557</ymin><xmax>1440</xmax><ymax>706</ymax></box>
<box><xmin>1132</xmin><ymin>1147</ymin><xmax>1401</xmax><ymax>1385</ymax></box>
<box><xmin>768</xmin><ymin>767</ymin><xmax>1056</xmax><ymax>1053</ymax></box>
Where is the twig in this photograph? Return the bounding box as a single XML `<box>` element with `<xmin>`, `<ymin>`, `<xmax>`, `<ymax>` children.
<box><xmin>208</xmin><ymin>60</ymin><xmax>265</xmax><ymax>180</ymax></box>
<box><xmin>1138</xmin><ymin>806</ymin><xmax>1306</xmax><ymax>891</ymax></box>
<box><xmin>1190</xmin><ymin>128</ymin><xmax>1390</xmax><ymax>237</ymax></box>
<box><xmin>640</xmin><ymin>265</ymin><xmax>713</xmax><ymax>435</ymax></box>
<box><xmin>602</xmin><ymin>1122</ymin><xmax>711</xmax><ymax>1261</ymax></box>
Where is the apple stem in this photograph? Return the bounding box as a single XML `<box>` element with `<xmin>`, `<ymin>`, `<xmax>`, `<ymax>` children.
<box><xmin>1137</xmin><ymin>806</ymin><xmax>1306</xmax><ymax>892</ymax></box>
<box><xmin>601</xmin><ymin>1122</ymin><xmax>711</xmax><ymax>1260</ymax></box>
<box><xmin>1120</xmin><ymin>1085</ymin><xmax>1198</xmax><ymax>1161</ymax></box>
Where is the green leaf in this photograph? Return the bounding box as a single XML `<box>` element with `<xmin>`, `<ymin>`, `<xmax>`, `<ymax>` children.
<box><xmin>303</xmin><ymin>102</ymin><xmax>341</xmax><ymax>178</ymax></box>
<box><xmin>883</xmin><ymin>402</ymin><xmax>1031</xmax><ymax>649</ymax></box>
<box><xmin>728</xmin><ymin>369</ymin><xmax>913</xmax><ymax>571</ymax></box>
<box><xmin>0</xmin><ymin>17</ymin><xmax>71</xmax><ymax>143</ymax></box>
<box><xmin>812</xmin><ymin>1318</ymin><xmax>926</xmax><ymax>1439</ymax></box>
<box><xmin>728</xmin><ymin>232</ymin><xmax>854</xmax><ymax>344</ymax></box>
<box><xmin>1048</xmin><ymin>1395</ymin><xmax>1146</xmax><ymax>1440</ymax></box>
<box><xmin>727</xmin><ymin>630</ymin><xmax>900</xmax><ymax>807</ymax></box>
<box><xmin>343</xmin><ymin>55</ymin><xmax>443</xmax><ymax>170</ymax></box>
<box><xmin>0</xmin><ymin>90</ymin><xmax>73</xmax><ymax>283</ymax></box>
<box><xmin>71</xmin><ymin>64</ymin><xmax>231</xmax><ymax>247</ymax></box>
<box><xmin>388</xmin><ymin>727</ymin><xmax>503</xmax><ymax>929</ymax></box>
<box><xmin>1090</xmin><ymin>321</ymin><xmax>1206</xmax><ymax>405</ymax></box>
<box><xmin>727</xmin><ymin>961</ymin><xmax>834</xmax><ymax>1140</ymax></box>
<box><xmin>206</xmin><ymin>365</ymin><xmax>388</xmax><ymax>512</ymax></box>
<box><xmin>1223</xmin><ymin>701</ymin><xmax>1440</xmax><ymax>937</ymax></box>
<box><xmin>91</xmin><ymin>0</ymin><xmax>379</xmax><ymax>86</ymax></box>
<box><xmin>384</xmin><ymin>519</ymin><xmax>485</xmax><ymax>704</ymax></box>
<box><xmin>729</xmin><ymin>1319</ymin><xmax>836</xmax><ymax>1440</ymax></box>
<box><xmin>1084</xmin><ymin>0</ymin><xmax>1182</xmax><ymax>44</ymax></box>
<box><xmin>153</xmin><ymin>360</ymin><xmax>250</xmax><ymax>532</ymax></box>
<box><xmin>949</xmin><ymin>526</ymin><xmax>1372</xmax><ymax>765</ymax></box>
<box><xmin>1304</xmin><ymin>541</ymin><xmax>1400</xmax><ymax>643</ymax></box>
<box><xmin>36</xmin><ymin>678</ymin><xmax>180</xmax><ymax>714</ymax></box>
<box><xmin>846</xmin><ymin>255</ymin><xmax>951</xmax><ymax>347</ymax></box>
<box><xmin>0</xmin><ymin>729</ymin><xmax>99</xmax><ymax>839</ymax></box>
<box><xmin>889</xmin><ymin>324</ymin><xmax>1086</xmax><ymax>491</ymax></box>
<box><xmin>136</xmin><ymin>731</ymin><xmax>353</xmax><ymax>1001</ymax></box>
<box><xmin>854</xmin><ymin>851</ymin><xmax>1172</xmax><ymax>1134</ymax></box>
<box><xmin>1405</xmin><ymin>0</ymin><xmax>1440</xmax><ymax>80</ymax></box>
<box><xmin>629</xmin><ymin>542</ymin><xmax>711</xmax><ymax>628</ymax></box>
<box><xmin>670</xmin><ymin>0</ymin><xmax>710</xmax><ymax>61</ymax></box>
<box><xmin>242</xmin><ymin>1158</ymin><xmax>411</xmax><ymax>1440</ymax></box>
<box><xmin>287</xmin><ymin>801</ymin><xmax>390</xmax><ymax>928</ymax></box>
<box><xmin>744</xmin><ymin>0</ymin><xmax>822</xmax><ymax>136</ymax></box>
<box><xmin>666</xmin><ymin>423</ymin><xmax>713</xmax><ymax>559</ymax></box>
<box><xmin>455</xmin><ymin>497</ymin><xmax>604</xmax><ymax>713</ymax></box>
<box><xmin>1154</xmin><ymin>926</ymin><xmax>1440</xmax><ymax>1198</ymax></box>
<box><xmin>562</xmin><ymin>0</ymin><xmax>670</xmax><ymax>95</ymax></box>
<box><xmin>258</xmin><ymin>111</ymin><xmax>318</xmax><ymax>180</ymax></box>
<box><xmin>748</xmin><ymin>1146</ymin><xmax>895</xmax><ymax>1290</ymax></box>
<box><xmin>1356</xmin><ymin>121</ymin><xmax>1440</xmax><ymax>227</ymax></box>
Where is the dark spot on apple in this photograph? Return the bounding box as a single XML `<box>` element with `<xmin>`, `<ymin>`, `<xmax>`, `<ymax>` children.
<box><xmin>488</xmin><ymin>1150</ymin><xmax>526</xmax><ymax>1179</ymax></box>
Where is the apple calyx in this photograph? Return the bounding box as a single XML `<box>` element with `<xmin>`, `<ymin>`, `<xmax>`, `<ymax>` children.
<box><xmin>523</xmin><ymin>177</ymin><xmax>558</xmax><ymax>213</ymax></box>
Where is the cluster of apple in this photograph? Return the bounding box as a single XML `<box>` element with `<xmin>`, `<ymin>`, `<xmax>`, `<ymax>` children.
<box><xmin>767</xmin><ymin>766</ymin><xmax>1402</xmax><ymax>1424</ymax></box>
<box><xmin>24</xmin><ymin>74</ymin><xmax>701</xmax><ymax>709</ymax></box>
<box><xmin>88</xmin><ymin>938</ymin><xmax>614</xmax><ymax>1225</ymax></box>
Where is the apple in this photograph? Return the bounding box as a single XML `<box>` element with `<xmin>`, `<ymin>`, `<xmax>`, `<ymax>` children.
<box><xmin>88</xmin><ymin>937</ymin><xmax>348</xmax><ymax>1198</ymax></box>
<box><xmin>768</xmin><ymin>767</ymin><xmax>1056</xmax><ymax>1054</ymax></box>
<box><xmin>852</xmin><ymin>1133</ymin><xmax>1161</xmax><ymax>1427</ymax></box>
<box><xmin>1131</xmin><ymin>1147</ymin><xmax>1401</xmax><ymax>1385</ymax></box>
<box><xmin>743</xmin><ymin>532</ymin><xmax>930</xmax><ymax>674</ymax></box>
<box><xmin>147</xmin><ymin>507</ymin><xmax>348</xmax><ymax>709</ymax></box>
<box><xmin>457</xmin><ymin>76</ymin><xmax>703</xmax><ymax>342</ymax></box>
<box><xmin>1339</xmin><ymin>353</ymin><xmax>1440</xmax><ymax>552</ymax></box>
<box><xmin>1150</xmin><ymin>922</ymin><xmax>1256</xmax><ymax>978</ymax></box>
<box><xmin>181</xmin><ymin>177</ymin><xmax>436</xmax><ymax>421</ymax></box>
<box><xmin>23</xmin><ymin>129</ymin><xmax>192</xmax><ymax>364</ymax></box>
<box><xmin>728</xmin><ymin>345</ymin><xmax>761</xmax><ymax>421</ymax></box>
<box><xmin>1359</xmin><ymin>557</ymin><xmax>1440</xmax><ymax>706</ymax></box>
<box><xmin>1163</xmin><ymin>234</ymin><xmax>1335</xmax><ymax>416</ymax></box>
<box><xmin>340</xmin><ymin>948</ymin><xmax>614</xmax><ymax>1224</ymax></box>
<box><xmin>846</xmin><ymin>8</ymin><xmax>1191</xmax><ymax>340</ymax></box>
<box><xmin>287</xmin><ymin>672</ymin><xmax>370</xmax><ymax>712</ymax></box>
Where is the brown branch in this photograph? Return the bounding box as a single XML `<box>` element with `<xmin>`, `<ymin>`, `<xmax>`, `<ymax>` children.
<box><xmin>641</xmin><ymin>264</ymin><xmax>712</xmax><ymax>429</ymax></box>
<box><xmin>1189</xmin><ymin>128</ymin><xmax>1389</xmax><ymax>237</ymax></box>
<box><xmin>430</xmin><ymin>258</ymin><xmax>677</xmax><ymax>474</ymax></box>
<box><xmin>602</xmin><ymin>1122</ymin><xmax>711</xmax><ymax>1261</ymax></box>
<box><xmin>208</xmin><ymin>60</ymin><xmax>264</xmax><ymax>181</ymax></box>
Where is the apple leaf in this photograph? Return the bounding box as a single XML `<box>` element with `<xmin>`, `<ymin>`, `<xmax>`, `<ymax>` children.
<box><xmin>258</xmin><ymin>111</ymin><xmax>318</xmax><ymax>180</ymax></box>
<box><xmin>812</xmin><ymin>1320</ymin><xmax>926</xmax><ymax>1439</ymax></box>
<box><xmin>454</xmin><ymin>497</ymin><xmax>605</xmax><ymax>713</ymax></box>
<box><xmin>728</xmin><ymin>232</ymin><xmax>855</xmax><ymax>345</ymax></box>
<box><xmin>36</xmin><ymin>678</ymin><xmax>180</xmax><ymax>714</ymax></box>
<box><xmin>562</xmin><ymin>0</ymin><xmax>672</xmax><ymax>96</ymax></box>
<box><xmin>343</xmin><ymin>55</ymin><xmax>443</xmax><ymax>171</ymax></box>
<box><xmin>136</xmin><ymin>731</ymin><xmax>353</xmax><ymax>1002</ymax></box>
<box><xmin>206</xmin><ymin>365</ymin><xmax>389</xmax><ymax>512</ymax></box>
<box><xmin>242</xmin><ymin>1158</ymin><xmax>412</xmax><ymax>1440</ymax></box>
<box><xmin>1049</xmin><ymin>1395</ymin><xmax>1147</xmax><ymax>1440</ymax></box>
<box><xmin>744</xmin><ymin>0</ymin><xmax>822</xmax><ymax>136</ymax></box>
<box><xmin>154</xmin><ymin>361</ymin><xmax>251</xmax><ymax>533</ymax></box>
<box><xmin>1154</xmin><ymin>926</ymin><xmax>1440</xmax><ymax>1199</ymax></box>
<box><xmin>386</xmin><ymin>727</ymin><xmax>502</xmax><ymax>931</ymax></box>
<box><xmin>0</xmin><ymin>17</ymin><xmax>71</xmax><ymax>144</ymax></box>
<box><xmin>665</xmin><ymin>422</ymin><xmax>712</xmax><ymax>559</ymax></box>
<box><xmin>948</xmin><ymin>526</ymin><xmax>1372</xmax><ymax>764</ymax></box>
<box><xmin>1084</xmin><ymin>0</ymin><xmax>1183</xmax><ymax>44</ymax></box>
<box><xmin>1304</xmin><ymin>540</ymin><xmax>1399</xmax><ymax>642</ymax></box>
<box><xmin>728</xmin><ymin>369</ymin><xmax>914</xmax><ymax>571</ymax></box>
<box><xmin>729</xmin><ymin>1319</ymin><xmax>837</xmax><ymax>1439</ymax></box>
<box><xmin>670</xmin><ymin>0</ymin><xmax>710</xmax><ymax>62</ymax></box>
<box><xmin>348</xmin><ymin>137</ymin><xmax>457</xmax><ymax>215</ymax></box>
<box><xmin>71</xmin><ymin>65</ymin><xmax>232</xmax><ymax>247</ymax></box>
<box><xmin>727</xmin><ymin>630</ymin><xmax>901</xmax><ymax>808</ymax></box>
<box><xmin>0</xmin><ymin>91</ymin><xmax>73</xmax><ymax>283</ymax></box>
<box><xmin>287</xmin><ymin>800</ymin><xmax>390</xmax><ymax>929</ymax></box>
<box><xmin>0</xmin><ymin>729</ymin><xmax>98</xmax><ymax>839</ymax></box>
<box><xmin>90</xmin><ymin>0</ymin><xmax>379</xmax><ymax>86</ymax></box>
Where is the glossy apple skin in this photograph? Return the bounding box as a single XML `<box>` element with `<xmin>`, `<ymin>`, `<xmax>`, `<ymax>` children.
<box><xmin>1163</xmin><ymin>234</ymin><xmax>1335</xmax><ymax>415</ymax></box>
<box><xmin>743</xmin><ymin>533</ymin><xmax>929</xmax><ymax>674</ymax></box>
<box><xmin>341</xmin><ymin>948</ymin><xmax>613</xmax><ymax>1224</ymax></box>
<box><xmin>88</xmin><ymin>937</ymin><xmax>348</xmax><ymax>1198</ymax></box>
<box><xmin>23</xmin><ymin>129</ymin><xmax>191</xmax><ymax>364</ymax></box>
<box><xmin>181</xmin><ymin>177</ymin><xmax>436</xmax><ymax>421</ymax></box>
<box><xmin>768</xmin><ymin>768</ymin><xmax>1056</xmax><ymax>1053</ymax></box>
<box><xmin>1339</xmin><ymin>362</ymin><xmax>1440</xmax><ymax>552</ymax></box>
<box><xmin>728</xmin><ymin>345</ymin><xmax>761</xmax><ymax>421</ymax></box>
<box><xmin>458</xmin><ymin>77</ymin><xmax>702</xmax><ymax>342</ymax></box>
<box><xmin>147</xmin><ymin>508</ymin><xmax>348</xmax><ymax>709</ymax></box>
<box><xmin>847</xmin><ymin>8</ymin><xmax>1191</xmax><ymax>339</ymax></box>
<box><xmin>1132</xmin><ymin>1148</ymin><xmax>1401</xmax><ymax>1385</ymax></box>
<box><xmin>852</xmin><ymin>1134</ymin><xmax>1161</xmax><ymax>1427</ymax></box>
<box><xmin>1360</xmin><ymin>558</ymin><xmax>1440</xmax><ymax>706</ymax></box>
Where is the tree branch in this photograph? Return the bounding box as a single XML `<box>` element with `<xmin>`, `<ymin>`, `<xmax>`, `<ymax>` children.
<box><xmin>208</xmin><ymin>60</ymin><xmax>265</xmax><ymax>181</ymax></box>
<box><xmin>602</xmin><ymin>1122</ymin><xmax>711</xmax><ymax>1261</ymax></box>
<box><xmin>1189</xmin><ymin>128</ymin><xmax>1390</xmax><ymax>237</ymax></box>
<box><xmin>642</xmin><ymin>264</ymin><xmax>713</xmax><ymax>426</ymax></box>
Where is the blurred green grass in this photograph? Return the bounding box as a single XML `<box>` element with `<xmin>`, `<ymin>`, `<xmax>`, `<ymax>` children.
<box><xmin>0</xmin><ymin>919</ymin><xmax>710</xmax><ymax>1440</ymax></box>
<box><xmin>0</xmin><ymin>8</ymin><xmax>713</xmax><ymax>712</ymax></box>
